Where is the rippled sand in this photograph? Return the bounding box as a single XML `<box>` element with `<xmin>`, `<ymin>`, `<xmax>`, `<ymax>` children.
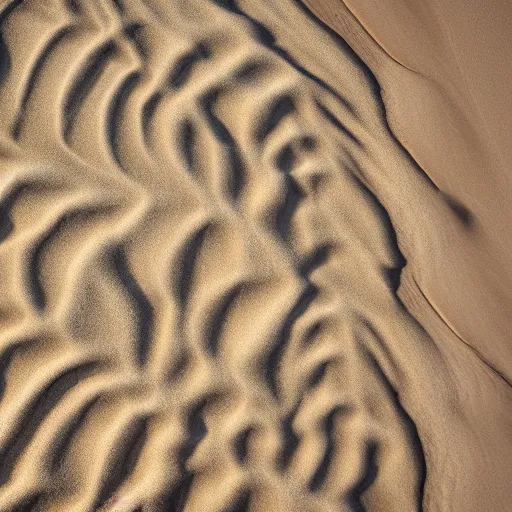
<box><xmin>0</xmin><ymin>0</ymin><xmax>510</xmax><ymax>511</ymax></box>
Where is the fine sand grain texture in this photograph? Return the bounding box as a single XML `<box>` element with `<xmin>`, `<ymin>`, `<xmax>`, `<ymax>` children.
<box><xmin>0</xmin><ymin>0</ymin><xmax>510</xmax><ymax>511</ymax></box>
<box><xmin>300</xmin><ymin>0</ymin><xmax>512</xmax><ymax>510</ymax></box>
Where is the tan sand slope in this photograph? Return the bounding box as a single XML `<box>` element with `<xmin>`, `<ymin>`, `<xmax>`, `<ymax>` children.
<box><xmin>0</xmin><ymin>0</ymin><xmax>509</xmax><ymax>511</ymax></box>
<box><xmin>301</xmin><ymin>0</ymin><xmax>512</xmax><ymax>510</ymax></box>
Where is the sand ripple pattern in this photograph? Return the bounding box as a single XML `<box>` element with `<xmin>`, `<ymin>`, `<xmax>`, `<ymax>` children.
<box><xmin>0</xmin><ymin>0</ymin><xmax>432</xmax><ymax>510</ymax></box>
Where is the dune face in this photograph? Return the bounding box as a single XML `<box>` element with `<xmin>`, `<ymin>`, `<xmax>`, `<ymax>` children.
<box><xmin>300</xmin><ymin>0</ymin><xmax>512</xmax><ymax>510</ymax></box>
<box><xmin>0</xmin><ymin>0</ymin><xmax>509</xmax><ymax>511</ymax></box>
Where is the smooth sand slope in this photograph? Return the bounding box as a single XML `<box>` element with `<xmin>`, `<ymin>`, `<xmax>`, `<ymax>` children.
<box><xmin>0</xmin><ymin>0</ymin><xmax>509</xmax><ymax>511</ymax></box>
<box><xmin>301</xmin><ymin>0</ymin><xmax>512</xmax><ymax>509</ymax></box>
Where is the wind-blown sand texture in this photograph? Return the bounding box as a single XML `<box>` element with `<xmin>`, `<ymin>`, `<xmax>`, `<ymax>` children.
<box><xmin>0</xmin><ymin>0</ymin><xmax>510</xmax><ymax>511</ymax></box>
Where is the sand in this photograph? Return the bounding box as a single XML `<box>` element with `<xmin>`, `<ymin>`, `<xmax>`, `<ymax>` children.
<box><xmin>0</xmin><ymin>0</ymin><xmax>510</xmax><ymax>511</ymax></box>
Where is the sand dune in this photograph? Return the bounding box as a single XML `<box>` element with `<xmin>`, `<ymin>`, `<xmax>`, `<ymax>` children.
<box><xmin>0</xmin><ymin>0</ymin><xmax>509</xmax><ymax>511</ymax></box>
<box><xmin>300</xmin><ymin>1</ymin><xmax>512</xmax><ymax>510</ymax></box>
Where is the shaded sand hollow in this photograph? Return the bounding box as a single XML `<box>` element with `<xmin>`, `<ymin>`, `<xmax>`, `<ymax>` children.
<box><xmin>0</xmin><ymin>0</ymin><xmax>510</xmax><ymax>511</ymax></box>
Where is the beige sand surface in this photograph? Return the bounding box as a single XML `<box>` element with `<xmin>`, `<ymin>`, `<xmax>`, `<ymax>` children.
<box><xmin>301</xmin><ymin>0</ymin><xmax>512</xmax><ymax>510</ymax></box>
<box><xmin>0</xmin><ymin>0</ymin><xmax>510</xmax><ymax>511</ymax></box>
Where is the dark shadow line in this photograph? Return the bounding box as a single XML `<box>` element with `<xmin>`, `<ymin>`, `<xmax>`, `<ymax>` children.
<box><xmin>278</xmin><ymin>406</ymin><xmax>300</xmax><ymax>470</ymax></box>
<box><xmin>169</xmin><ymin>42</ymin><xmax>211</xmax><ymax>90</ymax></box>
<box><xmin>275</xmin><ymin>175</ymin><xmax>303</xmax><ymax>243</ymax></box>
<box><xmin>48</xmin><ymin>396</ymin><xmax>99</xmax><ymax>472</ymax></box>
<box><xmin>94</xmin><ymin>415</ymin><xmax>149</xmax><ymax>510</ymax></box>
<box><xmin>205</xmin><ymin>284</ymin><xmax>244</xmax><ymax>356</ymax></box>
<box><xmin>359</xmin><ymin>345</ymin><xmax>426</xmax><ymax>511</ymax></box>
<box><xmin>173</xmin><ymin>224</ymin><xmax>209</xmax><ymax>309</ymax></box>
<box><xmin>264</xmin><ymin>283</ymin><xmax>318</xmax><ymax>397</ymax></box>
<box><xmin>13</xmin><ymin>26</ymin><xmax>72</xmax><ymax>139</ymax></box>
<box><xmin>200</xmin><ymin>89</ymin><xmax>246</xmax><ymax>202</ymax></box>
<box><xmin>11</xmin><ymin>492</ymin><xmax>43</xmax><ymax>512</ymax></box>
<box><xmin>233</xmin><ymin>426</ymin><xmax>253</xmax><ymax>465</ymax></box>
<box><xmin>346</xmin><ymin>440</ymin><xmax>379</xmax><ymax>512</ymax></box>
<box><xmin>107</xmin><ymin>71</ymin><xmax>141</xmax><ymax>170</ymax></box>
<box><xmin>315</xmin><ymin>99</ymin><xmax>362</xmax><ymax>147</ymax></box>
<box><xmin>0</xmin><ymin>0</ymin><xmax>26</xmax><ymax>88</ymax></box>
<box><xmin>222</xmin><ymin>488</ymin><xmax>252</xmax><ymax>512</ymax></box>
<box><xmin>178</xmin><ymin>117</ymin><xmax>196</xmax><ymax>173</ymax></box>
<box><xmin>124</xmin><ymin>22</ymin><xmax>147</xmax><ymax>59</ymax></box>
<box><xmin>112</xmin><ymin>247</ymin><xmax>154</xmax><ymax>366</ymax></box>
<box><xmin>309</xmin><ymin>405</ymin><xmax>344</xmax><ymax>491</ymax></box>
<box><xmin>141</xmin><ymin>90</ymin><xmax>162</xmax><ymax>147</ymax></box>
<box><xmin>27</xmin><ymin>215</ymin><xmax>70</xmax><ymax>312</ymax></box>
<box><xmin>63</xmin><ymin>40</ymin><xmax>117</xmax><ymax>143</ymax></box>
<box><xmin>254</xmin><ymin>94</ymin><xmax>296</xmax><ymax>145</ymax></box>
